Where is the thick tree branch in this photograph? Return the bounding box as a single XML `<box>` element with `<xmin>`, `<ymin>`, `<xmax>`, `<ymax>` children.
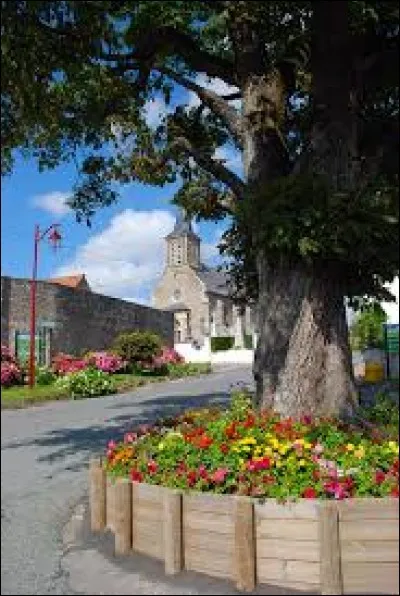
<box><xmin>157</xmin><ymin>66</ymin><xmax>243</xmax><ymax>145</ymax></box>
<box><xmin>171</xmin><ymin>136</ymin><xmax>245</xmax><ymax>200</ymax></box>
<box><xmin>131</xmin><ymin>26</ymin><xmax>237</xmax><ymax>86</ymax></box>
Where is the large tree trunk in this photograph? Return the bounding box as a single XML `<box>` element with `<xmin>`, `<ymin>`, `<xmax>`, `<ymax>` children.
<box><xmin>236</xmin><ymin>1</ymin><xmax>358</xmax><ymax>417</ymax></box>
<box><xmin>253</xmin><ymin>260</ymin><xmax>357</xmax><ymax>417</ymax></box>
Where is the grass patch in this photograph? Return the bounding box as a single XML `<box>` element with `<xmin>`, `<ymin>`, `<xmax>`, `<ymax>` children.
<box><xmin>1</xmin><ymin>363</ymin><xmax>212</xmax><ymax>409</ymax></box>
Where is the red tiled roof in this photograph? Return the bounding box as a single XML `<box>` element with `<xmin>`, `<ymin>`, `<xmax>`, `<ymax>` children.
<box><xmin>48</xmin><ymin>274</ymin><xmax>89</xmax><ymax>289</ymax></box>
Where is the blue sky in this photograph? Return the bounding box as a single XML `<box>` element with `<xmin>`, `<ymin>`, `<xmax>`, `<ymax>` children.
<box><xmin>1</xmin><ymin>74</ymin><xmax>243</xmax><ymax>304</ymax></box>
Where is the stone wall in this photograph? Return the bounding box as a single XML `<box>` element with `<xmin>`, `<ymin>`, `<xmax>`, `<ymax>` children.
<box><xmin>1</xmin><ymin>276</ymin><xmax>174</xmax><ymax>357</ymax></box>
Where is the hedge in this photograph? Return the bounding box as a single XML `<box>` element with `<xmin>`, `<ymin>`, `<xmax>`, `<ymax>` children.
<box><xmin>211</xmin><ymin>336</ymin><xmax>234</xmax><ymax>352</ymax></box>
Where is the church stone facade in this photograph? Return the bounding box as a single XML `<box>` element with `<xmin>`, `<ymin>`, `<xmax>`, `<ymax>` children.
<box><xmin>152</xmin><ymin>212</ymin><xmax>255</xmax><ymax>346</ymax></box>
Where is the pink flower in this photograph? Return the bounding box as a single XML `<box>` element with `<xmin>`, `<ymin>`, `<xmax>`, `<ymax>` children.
<box><xmin>313</xmin><ymin>443</ymin><xmax>324</xmax><ymax>455</ymax></box>
<box><xmin>375</xmin><ymin>470</ymin><xmax>386</xmax><ymax>485</ymax></box>
<box><xmin>247</xmin><ymin>457</ymin><xmax>271</xmax><ymax>472</ymax></box>
<box><xmin>211</xmin><ymin>468</ymin><xmax>229</xmax><ymax>484</ymax></box>
<box><xmin>107</xmin><ymin>440</ymin><xmax>116</xmax><ymax>450</ymax></box>
<box><xmin>124</xmin><ymin>432</ymin><xmax>136</xmax><ymax>444</ymax></box>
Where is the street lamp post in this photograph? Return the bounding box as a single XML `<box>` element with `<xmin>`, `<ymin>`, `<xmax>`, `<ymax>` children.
<box><xmin>29</xmin><ymin>223</ymin><xmax>62</xmax><ymax>388</ymax></box>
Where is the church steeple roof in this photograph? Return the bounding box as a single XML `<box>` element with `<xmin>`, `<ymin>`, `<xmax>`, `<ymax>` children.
<box><xmin>166</xmin><ymin>208</ymin><xmax>199</xmax><ymax>239</ymax></box>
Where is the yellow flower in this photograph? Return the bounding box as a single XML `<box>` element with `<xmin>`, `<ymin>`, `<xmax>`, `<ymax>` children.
<box><xmin>158</xmin><ymin>442</ymin><xmax>165</xmax><ymax>451</ymax></box>
<box><xmin>298</xmin><ymin>459</ymin><xmax>306</xmax><ymax>467</ymax></box>
<box><xmin>278</xmin><ymin>444</ymin><xmax>290</xmax><ymax>455</ymax></box>
<box><xmin>254</xmin><ymin>446</ymin><xmax>263</xmax><ymax>456</ymax></box>
<box><xmin>275</xmin><ymin>460</ymin><xmax>282</xmax><ymax>468</ymax></box>
<box><xmin>304</xmin><ymin>442</ymin><xmax>312</xmax><ymax>450</ymax></box>
<box><xmin>354</xmin><ymin>447</ymin><xmax>365</xmax><ymax>459</ymax></box>
<box><xmin>264</xmin><ymin>447</ymin><xmax>273</xmax><ymax>457</ymax></box>
<box><xmin>388</xmin><ymin>441</ymin><xmax>399</xmax><ymax>453</ymax></box>
<box><xmin>271</xmin><ymin>439</ymin><xmax>280</xmax><ymax>450</ymax></box>
<box><xmin>346</xmin><ymin>443</ymin><xmax>355</xmax><ymax>452</ymax></box>
<box><xmin>295</xmin><ymin>438</ymin><xmax>305</xmax><ymax>446</ymax></box>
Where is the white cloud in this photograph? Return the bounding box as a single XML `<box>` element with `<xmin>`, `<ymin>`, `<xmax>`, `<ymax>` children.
<box><xmin>52</xmin><ymin>209</ymin><xmax>225</xmax><ymax>305</ymax></box>
<box><xmin>143</xmin><ymin>97</ymin><xmax>168</xmax><ymax>128</ymax></box>
<box><xmin>32</xmin><ymin>191</ymin><xmax>72</xmax><ymax>216</ymax></box>
<box><xmin>187</xmin><ymin>74</ymin><xmax>241</xmax><ymax>110</ymax></box>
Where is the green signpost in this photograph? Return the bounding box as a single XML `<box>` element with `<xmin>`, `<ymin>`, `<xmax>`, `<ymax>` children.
<box><xmin>15</xmin><ymin>331</ymin><xmax>45</xmax><ymax>365</ymax></box>
<box><xmin>383</xmin><ymin>323</ymin><xmax>399</xmax><ymax>379</ymax></box>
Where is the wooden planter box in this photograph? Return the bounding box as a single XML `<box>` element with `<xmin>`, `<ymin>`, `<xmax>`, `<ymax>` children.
<box><xmin>89</xmin><ymin>458</ymin><xmax>399</xmax><ymax>594</ymax></box>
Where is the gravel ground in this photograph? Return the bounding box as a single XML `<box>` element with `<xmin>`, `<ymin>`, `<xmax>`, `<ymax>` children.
<box><xmin>1</xmin><ymin>366</ymin><xmax>253</xmax><ymax>595</ymax></box>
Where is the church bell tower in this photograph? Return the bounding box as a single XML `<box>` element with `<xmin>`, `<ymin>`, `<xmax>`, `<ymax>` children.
<box><xmin>165</xmin><ymin>209</ymin><xmax>200</xmax><ymax>269</ymax></box>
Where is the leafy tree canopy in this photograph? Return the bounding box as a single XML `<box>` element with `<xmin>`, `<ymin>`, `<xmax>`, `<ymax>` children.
<box><xmin>1</xmin><ymin>0</ymin><xmax>398</xmax><ymax>305</ymax></box>
<box><xmin>349</xmin><ymin>302</ymin><xmax>387</xmax><ymax>351</ymax></box>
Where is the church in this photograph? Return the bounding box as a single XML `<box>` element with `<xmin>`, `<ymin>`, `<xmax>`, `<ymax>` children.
<box><xmin>152</xmin><ymin>211</ymin><xmax>256</xmax><ymax>347</ymax></box>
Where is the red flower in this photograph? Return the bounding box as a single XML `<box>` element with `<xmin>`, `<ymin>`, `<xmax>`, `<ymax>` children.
<box><xmin>147</xmin><ymin>460</ymin><xmax>158</xmax><ymax>474</ymax></box>
<box><xmin>130</xmin><ymin>469</ymin><xmax>143</xmax><ymax>482</ymax></box>
<box><xmin>302</xmin><ymin>487</ymin><xmax>317</xmax><ymax>499</ymax></box>
<box><xmin>243</xmin><ymin>414</ymin><xmax>256</xmax><ymax>428</ymax></box>
<box><xmin>301</xmin><ymin>414</ymin><xmax>312</xmax><ymax>425</ymax></box>
<box><xmin>312</xmin><ymin>469</ymin><xmax>321</xmax><ymax>481</ymax></box>
<box><xmin>187</xmin><ymin>470</ymin><xmax>197</xmax><ymax>487</ymax></box>
<box><xmin>198</xmin><ymin>465</ymin><xmax>209</xmax><ymax>479</ymax></box>
<box><xmin>197</xmin><ymin>434</ymin><xmax>213</xmax><ymax>449</ymax></box>
<box><xmin>262</xmin><ymin>475</ymin><xmax>274</xmax><ymax>484</ymax></box>
<box><xmin>375</xmin><ymin>470</ymin><xmax>386</xmax><ymax>485</ymax></box>
<box><xmin>220</xmin><ymin>443</ymin><xmax>229</xmax><ymax>454</ymax></box>
<box><xmin>225</xmin><ymin>423</ymin><xmax>238</xmax><ymax>439</ymax></box>
<box><xmin>390</xmin><ymin>486</ymin><xmax>399</xmax><ymax>497</ymax></box>
<box><xmin>247</xmin><ymin>457</ymin><xmax>271</xmax><ymax>472</ymax></box>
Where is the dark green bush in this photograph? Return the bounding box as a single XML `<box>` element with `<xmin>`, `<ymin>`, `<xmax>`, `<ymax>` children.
<box><xmin>211</xmin><ymin>336</ymin><xmax>234</xmax><ymax>352</ymax></box>
<box><xmin>112</xmin><ymin>331</ymin><xmax>162</xmax><ymax>364</ymax></box>
<box><xmin>36</xmin><ymin>366</ymin><xmax>57</xmax><ymax>386</ymax></box>
<box><xmin>244</xmin><ymin>334</ymin><xmax>253</xmax><ymax>349</ymax></box>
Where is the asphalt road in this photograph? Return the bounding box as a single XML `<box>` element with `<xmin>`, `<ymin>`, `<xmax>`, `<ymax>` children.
<box><xmin>1</xmin><ymin>366</ymin><xmax>253</xmax><ymax>595</ymax></box>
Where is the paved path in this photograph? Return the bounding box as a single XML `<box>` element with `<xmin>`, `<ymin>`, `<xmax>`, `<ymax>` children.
<box><xmin>1</xmin><ymin>367</ymin><xmax>254</xmax><ymax>595</ymax></box>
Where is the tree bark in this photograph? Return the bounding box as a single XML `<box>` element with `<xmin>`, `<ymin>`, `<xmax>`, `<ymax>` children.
<box><xmin>237</xmin><ymin>1</ymin><xmax>358</xmax><ymax>417</ymax></box>
<box><xmin>253</xmin><ymin>260</ymin><xmax>357</xmax><ymax>417</ymax></box>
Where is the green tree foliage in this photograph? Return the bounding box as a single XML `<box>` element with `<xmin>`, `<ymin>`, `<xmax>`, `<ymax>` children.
<box><xmin>349</xmin><ymin>303</ymin><xmax>388</xmax><ymax>351</ymax></box>
<box><xmin>1</xmin><ymin>0</ymin><xmax>397</xmax><ymax>300</ymax></box>
<box><xmin>1</xmin><ymin>1</ymin><xmax>399</xmax><ymax>413</ymax></box>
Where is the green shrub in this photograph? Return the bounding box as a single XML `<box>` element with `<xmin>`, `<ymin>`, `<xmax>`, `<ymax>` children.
<box><xmin>211</xmin><ymin>336</ymin><xmax>234</xmax><ymax>352</ymax></box>
<box><xmin>244</xmin><ymin>334</ymin><xmax>253</xmax><ymax>349</ymax></box>
<box><xmin>36</xmin><ymin>366</ymin><xmax>57</xmax><ymax>386</ymax></box>
<box><xmin>112</xmin><ymin>331</ymin><xmax>162</xmax><ymax>364</ymax></box>
<box><xmin>56</xmin><ymin>367</ymin><xmax>116</xmax><ymax>399</ymax></box>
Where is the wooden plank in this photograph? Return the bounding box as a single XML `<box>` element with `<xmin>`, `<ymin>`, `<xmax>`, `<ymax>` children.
<box><xmin>183</xmin><ymin>493</ymin><xmax>236</xmax><ymax>514</ymax></box>
<box><xmin>257</xmin><ymin>577</ymin><xmax>320</xmax><ymax>593</ymax></box>
<box><xmin>183</xmin><ymin>510</ymin><xmax>233</xmax><ymax>534</ymax></box>
<box><xmin>338</xmin><ymin>498</ymin><xmax>399</xmax><ymax>521</ymax></box>
<box><xmin>132</xmin><ymin>504</ymin><xmax>163</xmax><ymax>522</ymax></box>
<box><xmin>257</xmin><ymin>538</ymin><xmax>320</xmax><ymax>562</ymax></box>
<box><xmin>113</xmin><ymin>478</ymin><xmax>132</xmax><ymax>555</ymax></box>
<box><xmin>164</xmin><ymin>490</ymin><xmax>183</xmax><ymax>575</ymax></box>
<box><xmin>106</xmin><ymin>477</ymin><xmax>116</xmax><ymax>532</ymax></box>
<box><xmin>132</xmin><ymin>518</ymin><xmax>163</xmax><ymax>540</ymax></box>
<box><xmin>184</xmin><ymin>547</ymin><xmax>232</xmax><ymax>579</ymax></box>
<box><xmin>342</xmin><ymin>562</ymin><xmax>399</xmax><ymax>594</ymax></box>
<box><xmin>256</xmin><ymin>519</ymin><xmax>319</xmax><ymax>541</ymax></box>
<box><xmin>184</xmin><ymin>530</ymin><xmax>234</xmax><ymax>553</ymax></box>
<box><xmin>133</xmin><ymin>537</ymin><xmax>164</xmax><ymax>560</ymax></box>
<box><xmin>255</xmin><ymin>499</ymin><xmax>320</xmax><ymax>520</ymax></box>
<box><xmin>134</xmin><ymin>482</ymin><xmax>166</xmax><ymax>501</ymax></box>
<box><xmin>256</xmin><ymin>558</ymin><xmax>320</xmax><ymax>585</ymax></box>
<box><xmin>234</xmin><ymin>497</ymin><xmax>256</xmax><ymax>591</ymax></box>
<box><xmin>340</xmin><ymin>519</ymin><xmax>399</xmax><ymax>541</ymax></box>
<box><xmin>319</xmin><ymin>501</ymin><xmax>342</xmax><ymax>595</ymax></box>
<box><xmin>341</xmin><ymin>540</ymin><xmax>399</xmax><ymax>563</ymax></box>
<box><xmin>89</xmin><ymin>458</ymin><xmax>106</xmax><ymax>532</ymax></box>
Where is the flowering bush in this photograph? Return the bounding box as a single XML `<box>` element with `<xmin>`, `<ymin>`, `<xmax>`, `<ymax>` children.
<box><xmin>85</xmin><ymin>351</ymin><xmax>127</xmax><ymax>373</ymax></box>
<box><xmin>104</xmin><ymin>391</ymin><xmax>399</xmax><ymax>500</ymax></box>
<box><xmin>56</xmin><ymin>367</ymin><xmax>116</xmax><ymax>399</ymax></box>
<box><xmin>153</xmin><ymin>347</ymin><xmax>184</xmax><ymax>366</ymax></box>
<box><xmin>1</xmin><ymin>345</ymin><xmax>22</xmax><ymax>387</ymax></box>
<box><xmin>52</xmin><ymin>353</ymin><xmax>87</xmax><ymax>375</ymax></box>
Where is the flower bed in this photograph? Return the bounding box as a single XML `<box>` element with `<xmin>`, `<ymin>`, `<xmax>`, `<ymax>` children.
<box><xmin>104</xmin><ymin>393</ymin><xmax>399</xmax><ymax>500</ymax></box>
<box><xmin>1</xmin><ymin>345</ymin><xmax>22</xmax><ymax>387</ymax></box>
<box><xmin>89</xmin><ymin>393</ymin><xmax>399</xmax><ymax>593</ymax></box>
